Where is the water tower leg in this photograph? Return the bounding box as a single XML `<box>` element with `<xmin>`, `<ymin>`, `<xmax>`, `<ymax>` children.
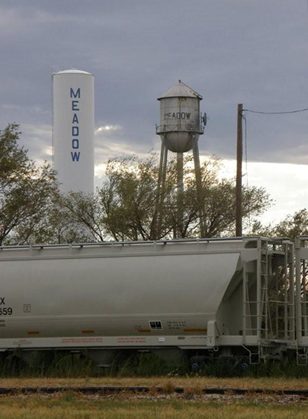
<box><xmin>193</xmin><ymin>142</ymin><xmax>206</xmax><ymax>238</ymax></box>
<box><xmin>176</xmin><ymin>152</ymin><xmax>184</xmax><ymax>238</ymax></box>
<box><xmin>153</xmin><ymin>141</ymin><xmax>168</xmax><ymax>239</ymax></box>
<box><xmin>156</xmin><ymin>141</ymin><xmax>166</xmax><ymax>198</ymax></box>
<box><xmin>161</xmin><ymin>143</ymin><xmax>168</xmax><ymax>197</ymax></box>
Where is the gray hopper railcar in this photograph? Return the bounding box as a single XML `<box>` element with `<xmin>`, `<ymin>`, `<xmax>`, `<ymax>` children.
<box><xmin>0</xmin><ymin>236</ymin><xmax>307</xmax><ymax>366</ymax></box>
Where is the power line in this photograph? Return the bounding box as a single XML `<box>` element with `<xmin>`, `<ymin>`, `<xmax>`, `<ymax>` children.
<box><xmin>244</xmin><ymin>107</ymin><xmax>308</xmax><ymax>115</ymax></box>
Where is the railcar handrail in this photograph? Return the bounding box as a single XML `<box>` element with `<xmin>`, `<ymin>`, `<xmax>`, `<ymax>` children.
<box><xmin>0</xmin><ymin>236</ymin><xmax>293</xmax><ymax>252</ymax></box>
<box><xmin>0</xmin><ymin>236</ymin><xmax>290</xmax><ymax>252</ymax></box>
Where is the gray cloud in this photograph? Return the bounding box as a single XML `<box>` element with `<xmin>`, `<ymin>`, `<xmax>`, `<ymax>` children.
<box><xmin>1</xmin><ymin>0</ymin><xmax>308</xmax><ymax>165</ymax></box>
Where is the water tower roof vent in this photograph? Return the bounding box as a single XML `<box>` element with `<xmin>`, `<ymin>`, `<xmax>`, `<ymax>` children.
<box><xmin>158</xmin><ymin>80</ymin><xmax>202</xmax><ymax>100</ymax></box>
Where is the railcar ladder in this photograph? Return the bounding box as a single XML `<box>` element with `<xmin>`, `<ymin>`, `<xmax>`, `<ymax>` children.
<box><xmin>265</xmin><ymin>241</ymin><xmax>295</xmax><ymax>342</ymax></box>
<box><xmin>242</xmin><ymin>240</ymin><xmax>268</xmax><ymax>342</ymax></box>
<box><xmin>260</xmin><ymin>246</ymin><xmax>269</xmax><ymax>340</ymax></box>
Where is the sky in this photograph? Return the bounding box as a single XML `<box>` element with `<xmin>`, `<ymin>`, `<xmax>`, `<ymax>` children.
<box><xmin>1</xmin><ymin>0</ymin><xmax>308</xmax><ymax>227</ymax></box>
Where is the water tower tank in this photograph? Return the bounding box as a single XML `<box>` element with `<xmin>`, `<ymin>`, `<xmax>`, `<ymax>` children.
<box><xmin>156</xmin><ymin>80</ymin><xmax>204</xmax><ymax>153</ymax></box>
<box><xmin>52</xmin><ymin>69</ymin><xmax>94</xmax><ymax>194</ymax></box>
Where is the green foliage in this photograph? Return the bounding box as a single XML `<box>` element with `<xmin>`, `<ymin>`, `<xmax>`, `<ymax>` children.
<box><xmin>249</xmin><ymin>359</ymin><xmax>308</xmax><ymax>378</ymax></box>
<box><xmin>0</xmin><ymin>124</ymin><xmax>91</xmax><ymax>245</ymax></box>
<box><xmin>0</xmin><ymin>124</ymin><xmax>29</xmax><ymax>183</ymax></box>
<box><xmin>100</xmin><ymin>156</ymin><xmax>170</xmax><ymax>240</ymax></box>
<box><xmin>115</xmin><ymin>352</ymin><xmax>188</xmax><ymax>377</ymax></box>
<box><xmin>2</xmin><ymin>349</ymin><xmax>308</xmax><ymax>378</ymax></box>
<box><xmin>0</xmin><ymin>125</ymin><xmax>271</xmax><ymax>243</ymax></box>
<box><xmin>273</xmin><ymin>208</ymin><xmax>308</xmax><ymax>239</ymax></box>
<box><xmin>193</xmin><ymin>357</ymin><xmax>308</xmax><ymax>378</ymax></box>
<box><xmin>0</xmin><ymin>351</ymin><xmax>95</xmax><ymax>377</ymax></box>
<box><xmin>60</xmin><ymin>192</ymin><xmax>105</xmax><ymax>242</ymax></box>
<box><xmin>0</xmin><ymin>124</ymin><xmax>59</xmax><ymax>245</ymax></box>
<box><xmin>250</xmin><ymin>208</ymin><xmax>308</xmax><ymax>240</ymax></box>
<box><xmin>50</xmin><ymin>352</ymin><xmax>95</xmax><ymax>377</ymax></box>
<box><xmin>248</xmin><ymin>220</ymin><xmax>275</xmax><ymax>237</ymax></box>
<box><xmin>101</xmin><ymin>155</ymin><xmax>271</xmax><ymax>240</ymax></box>
<box><xmin>0</xmin><ymin>350</ymin><xmax>187</xmax><ymax>378</ymax></box>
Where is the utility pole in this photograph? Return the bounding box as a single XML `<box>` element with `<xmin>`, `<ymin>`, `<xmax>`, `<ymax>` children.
<box><xmin>236</xmin><ymin>104</ymin><xmax>243</xmax><ymax>237</ymax></box>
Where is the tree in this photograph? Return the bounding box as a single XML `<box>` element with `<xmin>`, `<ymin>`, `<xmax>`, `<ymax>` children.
<box><xmin>60</xmin><ymin>192</ymin><xmax>105</xmax><ymax>242</ymax></box>
<box><xmin>0</xmin><ymin>124</ymin><xmax>59</xmax><ymax>245</ymax></box>
<box><xmin>272</xmin><ymin>209</ymin><xmax>308</xmax><ymax>240</ymax></box>
<box><xmin>16</xmin><ymin>197</ymin><xmax>95</xmax><ymax>245</ymax></box>
<box><xmin>248</xmin><ymin>220</ymin><xmax>275</xmax><ymax>237</ymax></box>
<box><xmin>0</xmin><ymin>124</ymin><xmax>270</xmax><ymax>244</ymax></box>
<box><xmin>63</xmin><ymin>154</ymin><xmax>270</xmax><ymax>242</ymax></box>
<box><xmin>100</xmin><ymin>156</ymin><xmax>173</xmax><ymax>241</ymax></box>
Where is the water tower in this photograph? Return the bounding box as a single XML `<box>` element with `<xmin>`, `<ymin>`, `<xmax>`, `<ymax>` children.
<box><xmin>52</xmin><ymin>69</ymin><xmax>94</xmax><ymax>194</ymax></box>
<box><xmin>155</xmin><ymin>80</ymin><xmax>206</xmax><ymax>238</ymax></box>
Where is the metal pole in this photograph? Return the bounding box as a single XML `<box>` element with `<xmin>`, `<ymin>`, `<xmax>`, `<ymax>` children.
<box><xmin>236</xmin><ymin>104</ymin><xmax>243</xmax><ymax>237</ymax></box>
<box><xmin>157</xmin><ymin>142</ymin><xmax>168</xmax><ymax>239</ymax></box>
<box><xmin>193</xmin><ymin>141</ymin><xmax>206</xmax><ymax>238</ymax></box>
<box><xmin>153</xmin><ymin>142</ymin><xmax>165</xmax><ymax>239</ymax></box>
<box><xmin>153</xmin><ymin>141</ymin><xmax>168</xmax><ymax>240</ymax></box>
<box><xmin>176</xmin><ymin>152</ymin><xmax>184</xmax><ymax>238</ymax></box>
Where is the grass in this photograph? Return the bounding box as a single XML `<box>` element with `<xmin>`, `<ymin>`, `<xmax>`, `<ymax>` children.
<box><xmin>0</xmin><ymin>393</ymin><xmax>308</xmax><ymax>418</ymax></box>
<box><xmin>1</xmin><ymin>376</ymin><xmax>308</xmax><ymax>389</ymax></box>
<box><xmin>0</xmin><ymin>350</ymin><xmax>188</xmax><ymax>378</ymax></box>
<box><xmin>2</xmin><ymin>352</ymin><xmax>308</xmax><ymax>417</ymax></box>
<box><xmin>1</xmin><ymin>376</ymin><xmax>308</xmax><ymax>418</ymax></box>
<box><xmin>2</xmin><ymin>350</ymin><xmax>308</xmax><ymax>379</ymax></box>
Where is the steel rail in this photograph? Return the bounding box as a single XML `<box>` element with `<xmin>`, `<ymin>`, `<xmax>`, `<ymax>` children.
<box><xmin>0</xmin><ymin>386</ymin><xmax>308</xmax><ymax>397</ymax></box>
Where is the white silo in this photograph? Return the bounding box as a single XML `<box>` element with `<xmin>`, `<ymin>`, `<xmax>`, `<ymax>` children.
<box><xmin>155</xmin><ymin>80</ymin><xmax>206</xmax><ymax>238</ymax></box>
<box><xmin>52</xmin><ymin>69</ymin><xmax>94</xmax><ymax>194</ymax></box>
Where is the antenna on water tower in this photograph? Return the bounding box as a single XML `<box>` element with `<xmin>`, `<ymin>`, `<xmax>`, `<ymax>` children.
<box><xmin>155</xmin><ymin>80</ymin><xmax>206</xmax><ymax>238</ymax></box>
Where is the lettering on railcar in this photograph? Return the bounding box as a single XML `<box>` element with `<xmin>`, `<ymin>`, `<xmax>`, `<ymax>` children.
<box><xmin>23</xmin><ymin>304</ymin><xmax>32</xmax><ymax>313</ymax></box>
<box><xmin>0</xmin><ymin>297</ymin><xmax>13</xmax><ymax>315</ymax></box>
<box><xmin>167</xmin><ymin>320</ymin><xmax>186</xmax><ymax>330</ymax></box>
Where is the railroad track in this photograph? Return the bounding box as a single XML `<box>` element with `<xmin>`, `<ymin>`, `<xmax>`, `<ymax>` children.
<box><xmin>0</xmin><ymin>386</ymin><xmax>308</xmax><ymax>397</ymax></box>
